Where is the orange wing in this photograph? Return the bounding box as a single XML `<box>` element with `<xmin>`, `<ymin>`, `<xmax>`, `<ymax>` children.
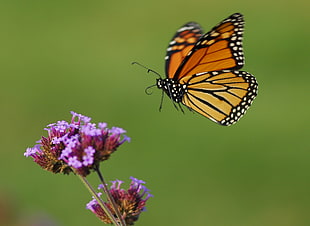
<box><xmin>180</xmin><ymin>70</ymin><xmax>258</xmax><ymax>126</ymax></box>
<box><xmin>165</xmin><ymin>22</ymin><xmax>203</xmax><ymax>79</ymax></box>
<box><xmin>174</xmin><ymin>13</ymin><xmax>245</xmax><ymax>81</ymax></box>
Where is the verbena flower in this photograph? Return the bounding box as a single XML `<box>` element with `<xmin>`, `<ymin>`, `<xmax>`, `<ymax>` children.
<box><xmin>24</xmin><ymin>111</ymin><xmax>130</xmax><ymax>176</ymax></box>
<box><xmin>86</xmin><ymin>177</ymin><xmax>153</xmax><ymax>225</ymax></box>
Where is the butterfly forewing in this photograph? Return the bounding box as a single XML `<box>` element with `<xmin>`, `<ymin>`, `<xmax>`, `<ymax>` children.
<box><xmin>173</xmin><ymin>13</ymin><xmax>245</xmax><ymax>81</ymax></box>
<box><xmin>180</xmin><ymin>70</ymin><xmax>258</xmax><ymax>126</ymax></box>
<box><xmin>165</xmin><ymin>22</ymin><xmax>203</xmax><ymax>79</ymax></box>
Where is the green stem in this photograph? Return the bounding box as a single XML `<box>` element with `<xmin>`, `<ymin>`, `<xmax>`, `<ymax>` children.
<box><xmin>77</xmin><ymin>174</ymin><xmax>119</xmax><ymax>225</ymax></box>
<box><xmin>95</xmin><ymin>167</ymin><xmax>127</xmax><ymax>226</ymax></box>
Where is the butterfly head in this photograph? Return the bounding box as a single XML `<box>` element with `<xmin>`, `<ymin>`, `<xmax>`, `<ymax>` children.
<box><xmin>156</xmin><ymin>78</ymin><xmax>186</xmax><ymax>103</ymax></box>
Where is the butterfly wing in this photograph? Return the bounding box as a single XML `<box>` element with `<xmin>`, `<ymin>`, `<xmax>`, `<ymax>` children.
<box><xmin>180</xmin><ymin>70</ymin><xmax>258</xmax><ymax>126</ymax></box>
<box><xmin>165</xmin><ymin>22</ymin><xmax>203</xmax><ymax>79</ymax></box>
<box><xmin>174</xmin><ymin>13</ymin><xmax>245</xmax><ymax>81</ymax></box>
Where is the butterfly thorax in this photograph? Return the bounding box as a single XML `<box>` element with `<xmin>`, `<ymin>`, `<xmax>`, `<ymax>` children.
<box><xmin>156</xmin><ymin>78</ymin><xmax>186</xmax><ymax>103</ymax></box>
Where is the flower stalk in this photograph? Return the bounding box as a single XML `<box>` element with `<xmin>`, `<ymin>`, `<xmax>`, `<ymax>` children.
<box><xmin>87</xmin><ymin>177</ymin><xmax>153</xmax><ymax>225</ymax></box>
<box><xmin>95</xmin><ymin>166</ymin><xmax>127</xmax><ymax>226</ymax></box>
<box><xmin>76</xmin><ymin>173</ymin><xmax>120</xmax><ymax>225</ymax></box>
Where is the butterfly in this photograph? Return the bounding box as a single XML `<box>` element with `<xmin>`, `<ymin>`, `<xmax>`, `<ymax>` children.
<box><xmin>158</xmin><ymin>13</ymin><xmax>259</xmax><ymax>126</ymax></box>
<box><xmin>135</xmin><ymin>13</ymin><xmax>258</xmax><ymax>126</ymax></box>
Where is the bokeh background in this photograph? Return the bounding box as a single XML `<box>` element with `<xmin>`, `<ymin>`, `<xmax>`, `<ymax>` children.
<box><xmin>1</xmin><ymin>0</ymin><xmax>309</xmax><ymax>225</ymax></box>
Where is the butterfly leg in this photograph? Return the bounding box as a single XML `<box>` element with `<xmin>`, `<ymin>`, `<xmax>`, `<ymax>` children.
<box><xmin>159</xmin><ymin>90</ymin><xmax>164</xmax><ymax>112</ymax></box>
<box><xmin>165</xmin><ymin>85</ymin><xmax>181</xmax><ymax>111</ymax></box>
<box><xmin>159</xmin><ymin>89</ymin><xmax>181</xmax><ymax>112</ymax></box>
<box><xmin>178</xmin><ymin>102</ymin><xmax>185</xmax><ymax>113</ymax></box>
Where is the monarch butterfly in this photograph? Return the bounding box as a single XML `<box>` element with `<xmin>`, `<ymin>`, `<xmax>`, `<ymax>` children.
<box><xmin>138</xmin><ymin>13</ymin><xmax>258</xmax><ymax>126</ymax></box>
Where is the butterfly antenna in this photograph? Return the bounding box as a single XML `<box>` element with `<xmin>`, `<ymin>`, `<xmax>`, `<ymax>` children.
<box><xmin>132</xmin><ymin>61</ymin><xmax>162</xmax><ymax>79</ymax></box>
<box><xmin>145</xmin><ymin>84</ymin><xmax>157</xmax><ymax>95</ymax></box>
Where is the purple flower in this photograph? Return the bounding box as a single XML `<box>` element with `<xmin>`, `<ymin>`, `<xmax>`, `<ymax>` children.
<box><xmin>25</xmin><ymin>111</ymin><xmax>130</xmax><ymax>176</ymax></box>
<box><xmin>86</xmin><ymin>177</ymin><xmax>153</xmax><ymax>225</ymax></box>
<box><xmin>82</xmin><ymin>146</ymin><xmax>95</xmax><ymax>166</ymax></box>
<box><xmin>24</xmin><ymin>145</ymin><xmax>41</xmax><ymax>157</ymax></box>
<box><xmin>68</xmin><ymin>156</ymin><xmax>82</xmax><ymax>168</ymax></box>
<box><xmin>109</xmin><ymin>127</ymin><xmax>126</xmax><ymax>134</ymax></box>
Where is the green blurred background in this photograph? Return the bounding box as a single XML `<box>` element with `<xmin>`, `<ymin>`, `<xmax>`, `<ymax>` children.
<box><xmin>1</xmin><ymin>0</ymin><xmax>309</xmax><ymax>225</ymax></box>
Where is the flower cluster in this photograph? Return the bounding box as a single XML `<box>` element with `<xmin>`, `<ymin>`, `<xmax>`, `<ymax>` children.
<box><xmin>87</xmin><ymin>177</ymin><xmax>153</xmax><ymax>225</ymax></box>
<box><xmin>24</xmin><ymin>112</ymin><xmax>130</xmax><ymax>176</ymax></box>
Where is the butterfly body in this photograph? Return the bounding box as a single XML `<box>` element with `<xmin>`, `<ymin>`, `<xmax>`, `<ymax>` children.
<box><xmin>157</xmin><ymin>13</ymin><xmax>258</xmax><ymax>126</ymax></box>
<box><xmin>156</xmin><ymin>78</ymin><xmax>185</xmax><ymax>103</ymax></box>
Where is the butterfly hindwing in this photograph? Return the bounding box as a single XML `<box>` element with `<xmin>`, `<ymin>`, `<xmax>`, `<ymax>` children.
<box><xmin>165</xmin><ymin>22</ymin><xmax>203</xmax><ymax>79</ymax></box>
<box><xmin>173</xmin><ymin>13</ymin><xmax>245</xmax><ymax>80</ymax></box>
<box><xmin>180</xmin><ymin>70</ymin><xmax>258</xmax><ymax>125</ymax></box>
